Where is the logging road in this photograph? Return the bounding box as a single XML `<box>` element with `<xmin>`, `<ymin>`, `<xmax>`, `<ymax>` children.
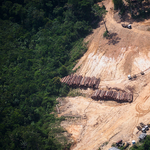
<box><xmin>59</xmin><ymin>0</ymin><xmax>150</xmax><ymax>149</ymax></box>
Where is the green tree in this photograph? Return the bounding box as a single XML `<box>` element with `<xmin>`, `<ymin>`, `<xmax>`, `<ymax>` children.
<box><xmin>0</xmin><ymin>0</ymin><xmax>100</xmax><ymax>149</ymax></box>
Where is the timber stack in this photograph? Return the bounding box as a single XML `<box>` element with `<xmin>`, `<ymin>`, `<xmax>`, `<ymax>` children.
<box><xmin>91</xmin><ymin>89</ymin><xmax>133</xmax><ymax>103</ymax></box>
<box><xmin>61</xmin><ymin>74</ymin><xmax>100</xmax><ymax>89</ymax></box>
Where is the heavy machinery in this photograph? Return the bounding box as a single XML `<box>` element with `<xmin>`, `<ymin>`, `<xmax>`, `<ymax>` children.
<box><xmin>124</xmin><ymin>142</ymin><xmax>130</xmax><ymax>149</ymax></box>
<box><xmin>116</xmin><ymin>140</ymin><xmax>122</xmax><ymax>147</ymax></box>
<box><xmin>137</xmin><ymin>126</ymin><xmax>142</xmax><ymax>131</ymax></box>
<box><xmin>133</xmin><ymin>75</ymin><xmax>137</xmax><ymax>79</ymax></box>
<box><xmin>140</xmin><ymin>122</ymin><xmax>146</xmax><ymax>128</ymax></box>
<box><xmin>122</xmin><ymin>24</ymin><xmax>132</xmax><ymax>29</ymax></box>
<box><xmin>128</xmin><ymin>75</ymin><xmax>132</xmax><ymax>80</ymax></box>
<box><xmin>147</xmin><ymin>123</ymin><xmax>150</xmax><ymax>128</ymax></box>
<box><xmin>139</xmin><ymin>122</ymin><xmax>149</xmax><ymax>133</ymax></box>
<box><xmin>142</xmin><ymin>128</ymin><xmax>146</xmax><ymax>133</ymax></box>
<box><xmin>141</xmin><ymin>71</ymin><xmax>145</xmax><ymax>75</ymax></box>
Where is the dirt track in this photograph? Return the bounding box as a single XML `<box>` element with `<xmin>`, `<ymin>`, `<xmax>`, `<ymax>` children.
<box><xmin>58</xmin><ymin>0</ymin><xmax>150</xmax><ymax>149</ymax></box>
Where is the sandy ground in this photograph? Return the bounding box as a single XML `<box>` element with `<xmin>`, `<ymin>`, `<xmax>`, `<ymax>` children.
<box><xmin>58</xmin><ymin>0</ymin><xmax>150</xmax><ymax>149</ymax></box>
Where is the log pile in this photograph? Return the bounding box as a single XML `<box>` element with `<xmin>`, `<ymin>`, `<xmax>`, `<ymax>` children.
<box><xmin>61</xmin><ymin>74</ymin><xmax>100</xmax><ymax>89</ymax></box>
<box><xmin>91</xmin><ymin>89</ymin><xmax>133</xmax><ymax>103</ymax></box>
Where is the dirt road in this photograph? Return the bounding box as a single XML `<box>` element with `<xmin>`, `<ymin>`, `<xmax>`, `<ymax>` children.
<box><xmin>59</xmin><ymin>0</ymin><xmax>150</xmax><ymax>149</ymax></box>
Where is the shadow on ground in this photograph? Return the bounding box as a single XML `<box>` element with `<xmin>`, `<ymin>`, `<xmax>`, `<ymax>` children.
<box><xmin>106</xmin><ymin>33</ymin><xmax>121</xmax><ymax>45</ymax></box>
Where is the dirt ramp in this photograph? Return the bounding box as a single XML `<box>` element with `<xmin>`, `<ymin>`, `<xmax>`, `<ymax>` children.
<box><xmin>74</xmin><ymin>46</ymin><xmax>150</xmax><ymax>83</ymax></box>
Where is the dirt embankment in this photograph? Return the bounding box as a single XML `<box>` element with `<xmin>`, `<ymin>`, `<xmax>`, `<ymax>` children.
<box><xmin>58</xmin><ymin>0</ymin><xmax>150</xmax><ymax>149</ymax></box>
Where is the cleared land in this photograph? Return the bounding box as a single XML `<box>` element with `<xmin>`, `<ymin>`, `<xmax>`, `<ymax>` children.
<box><xmin>58</xmin><ymin>0</ymin><xmax>150</xmax><ymax>149</ymax></box>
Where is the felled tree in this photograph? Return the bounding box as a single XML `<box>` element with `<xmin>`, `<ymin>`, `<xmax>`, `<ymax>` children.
<box><xmin>92</xmin><ymin>4</ymin><xmax>108</xmax><ymax>32</ymax></box>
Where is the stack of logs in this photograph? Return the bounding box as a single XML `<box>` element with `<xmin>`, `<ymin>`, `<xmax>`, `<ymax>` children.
<box><xmin>61</xmin><ymin>74</ymin><xmax>100</xmax><ymax>89</ymax></box>
<box><xmin>91</xmin><ymin>89</ymin><xmax>133</xmax><ymax>103</ymax></box>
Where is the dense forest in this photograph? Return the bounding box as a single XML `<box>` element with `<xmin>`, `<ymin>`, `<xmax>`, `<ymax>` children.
<box><xmin>1</xmin><ymin>0</ymin><xmax>150</xmax><ymax>149</ymax></box>
<box><xmin>0</xmin><ymin>0</ymin><xmax>105</xmax><ymax>149</ymax></box>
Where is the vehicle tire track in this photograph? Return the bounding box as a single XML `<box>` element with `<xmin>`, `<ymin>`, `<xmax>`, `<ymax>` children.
<box><xmin>135</xmin><ymin>95</ymin><xmax>150</xmax><ymax>117</ymax></box>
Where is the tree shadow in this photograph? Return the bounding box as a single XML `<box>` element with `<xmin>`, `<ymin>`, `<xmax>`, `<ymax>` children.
<box><xmin>106</xmin><ymin>33</ymin><xmax>121</xmax><ymax>45</ymax></box>
<box><xmin>120</xmin><ymin>3</ymin><xmax>150</xmax><ymax>23</ymax></box>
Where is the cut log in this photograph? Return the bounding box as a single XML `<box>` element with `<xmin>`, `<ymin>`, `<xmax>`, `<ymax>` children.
<box><xmin>72</xmin><ymin>75</ymin><xmax>78</xmax><ymax>86</ymax></box>
<box><xmin>63</xmin><ymin>75</ymin><xmax>69</xmax><ymax>83</ymax></box>
<box><xmin>83</xmin><ymin>77</ymin><xmax>88</xmax><ymax>86</ymax></box>
<box><xmin>104</xmin><ymin>91</ymin><xmax>109</xmax><ymax>100</ymax></box>
<box><xmin>77</xmin><ymin>75</ymin><xmax>83</xmax><ymax>86</ymax></box>
<box><xmin>84</xmin><ymin>77</ymin><xmax>91</xmax><ymax>87</ymax></box>
<box><xmin>88</xmin><ymin>77</ymin><xmax>93</xmax><ymax>87</ymax></box>
<box><xmin>61</xmin><ymin>76</ymin><xmax>66</xmax><ymax>83</ymax></box>
<box><xmin>91</xmin><ymin>95</ymin><xmax>95</xmax><ymax>100</ymax></box>
<box><xmin>116</xmin><ymin>92</ymin><xmax>120</xmax><ymax>101</ymax></box>
<box><xmin>79</xmin><ymin>77</ymin><xmax>86</xmax><ymax>86</ymax></box>
<box><xmin>91</xmin><ymin>90</ymin><xmax>99</xmax><ymax>100</ymax></box>
<box><xmin>119</xmin><ymin>92</ymin><xmax>124</xmax><ymax>102</ymax></box>
<box><xmin>66</xmin><ymin>75</ymin><xmax>73</xmax><ymax>85</ymax></box>
<box><xmin>128</xmin><ymin>93</ymin><xmax>133</xmax><ymax>102</ymax></box>
<box><xmin>83</xmin><ymin>77</ymin><xmax>88</xmax><ymax>87</ymax></box>
<box><xmin>112</xmin><ymin>91</ymin><xmax>118</xmax><ymax>100</ymax></box>
<box><xmin>91</xmin><ymin>92</ymin><xmax>95</xmax><ymax>99</ymax></box>
<box><xmin>87</xmin><ymin>77</ymin><xmax>91</xmax><ymax>87</ymax></box>
<box><xmin>97</xmin><ymin>90</ymin><xmax>102</xmax><ymax>100</ymax></box>
<box><xmin>92</xmin><ymin>77</ymin><xmax>97</xmax><ymax>88</ymax></box>
<box><xmin>119</xmin><ymin>92</ymin><xmax>126</xmax><ymax>102</ymax></box>
<box><xmin>80</xmin><ymin>77</ymin><xmax>87</xmax><ymax>87</ymax></box>
<box><xmin>99</xmin><ymin>90</ymin><xmax>106</xmax><ymax>99</ymax></box>
<box><xmin>64</xmin><ymin>75</ymin><xmax>70</xmax><ymax>83</ymax></box>
<box><xmin>94</xmin><ymin>78</ymin><xmax>100</xmax><ymax>89</ymax></box>
<box><xmin>69</xmin><ymin>75</ymin><xmax>74</xmax><ymax>86</ymax></box>
<box><xmin>95</xmin><ymin>89</ymin><xmax>100</xmax><ymax>99</ymax></box>
<box><xmin>89</xmin><ymin>77</ymin><xmax>95</xmax><ymax>87</ymax></box>
<box><xmin>123</xmin><ymin>92</ymin><xmax>127</xmax><ymax>101</ymax></box>
<box><xmin>107</xmin><ymin>90</ymin><xmax>113</xmax><ymax>99</ymax></box>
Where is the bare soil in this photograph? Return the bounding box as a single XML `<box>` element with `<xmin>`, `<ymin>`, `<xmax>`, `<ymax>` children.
<box><xmin>58</xmin><ymin>0</ymin><xmax>150</xmax><ymax>149</ymax></box>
